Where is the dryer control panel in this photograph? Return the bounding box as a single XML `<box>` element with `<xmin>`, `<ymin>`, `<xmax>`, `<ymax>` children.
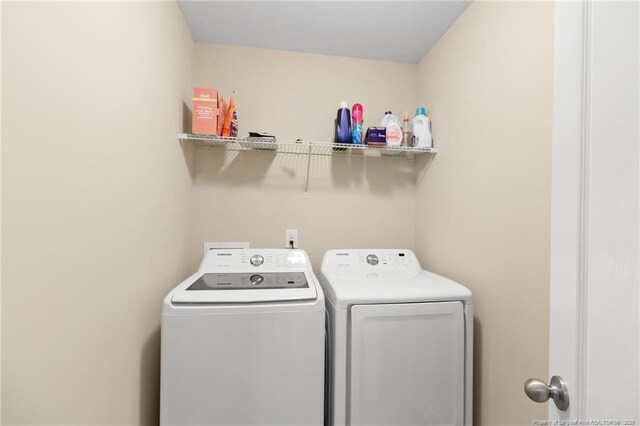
<box><xmin>321</xmin><ymin>249</ymin><xmax>421</xmax><ymax>273</ymax></box>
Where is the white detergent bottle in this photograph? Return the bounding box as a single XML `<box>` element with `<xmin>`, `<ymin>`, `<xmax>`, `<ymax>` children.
<box><xmin>412</xmin><ymin>107</ymin><xmax>432</xmax><ymax>148</ymax></box>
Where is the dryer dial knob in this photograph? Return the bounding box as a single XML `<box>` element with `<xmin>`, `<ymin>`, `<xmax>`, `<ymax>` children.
<box><xmin>250</xmin><ymin>255</ymin><xmax>264</xmax><ymax>266</ymax></box>
<box><xmin>366</xmin><ymin>254</ymin><xmax>379</xmax><ymax>265</ymax></box>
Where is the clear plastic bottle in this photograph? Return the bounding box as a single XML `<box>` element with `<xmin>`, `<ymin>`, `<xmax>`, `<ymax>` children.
<box><xmin>402</xmin><ymin>114</ymin><xmax>412</xmax><ymax>147</ymax></box>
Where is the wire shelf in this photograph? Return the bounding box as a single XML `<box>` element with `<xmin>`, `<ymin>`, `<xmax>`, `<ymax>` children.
<box><xmin>178</xmin><ymin>133</ymin><xmax>438</xmax><ymax>159</ymax></box>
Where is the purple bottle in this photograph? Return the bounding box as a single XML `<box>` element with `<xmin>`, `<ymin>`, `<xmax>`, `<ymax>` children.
<box><xmin>334</xmin><ymin>101</ymin><xmax>352</xmax><ymax>144</ymax></box>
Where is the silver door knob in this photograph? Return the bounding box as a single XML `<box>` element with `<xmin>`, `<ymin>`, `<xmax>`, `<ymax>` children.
<box><xmin>524</xmin><ymin>376</ymin><xmax>569</xmax><ymax>411</ymax></box>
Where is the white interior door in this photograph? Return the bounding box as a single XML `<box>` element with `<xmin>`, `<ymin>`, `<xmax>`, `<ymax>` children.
<box><xmin>545</xmin><ymin>0</ymin><xmax>639</xmax><ymax>421</ymax></box>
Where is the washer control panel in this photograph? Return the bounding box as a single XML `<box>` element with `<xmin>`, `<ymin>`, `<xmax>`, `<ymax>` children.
<box><xmin>199</xmin><ymin>249</ymin><xmax>312</xmax><ymax>273</ymax></box>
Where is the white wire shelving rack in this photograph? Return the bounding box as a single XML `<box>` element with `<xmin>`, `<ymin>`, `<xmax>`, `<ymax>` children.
<box><xmin>178</xmin><ymin>133</ymin><xmax>438</xmax><ymax>157</ymax></box>
<box><xmin>178</xmin><ymin>133</ymin><xmax>439</xmax><ymax>193</ymax></box>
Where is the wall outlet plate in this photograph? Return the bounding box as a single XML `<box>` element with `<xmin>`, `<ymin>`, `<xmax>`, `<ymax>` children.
<box><xmin>285</xmin><ymin>229</ymin><xmax>298</xmax><ymax>249</ymax></box>
<box><xmin>203</xmin><ymin>241</ymin><xmax>250</xmax><ymax>257</ymax></box>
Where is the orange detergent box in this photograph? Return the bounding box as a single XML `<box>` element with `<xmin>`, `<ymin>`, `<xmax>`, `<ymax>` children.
<box><xmin>192</xmin><ymin>88</ymin><xmax>218</xmax><ymax>135</ymax></box>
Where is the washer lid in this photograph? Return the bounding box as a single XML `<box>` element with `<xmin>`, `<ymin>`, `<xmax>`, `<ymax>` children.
<box><xmin>172</xmin><ymin>272</ymin><xmax>317</xmax><ymax>303</ymax></box>
<box><xmin>320</xmin><ymin>269</ymin><xmax>472</xmax><ymax>309</ymax></box>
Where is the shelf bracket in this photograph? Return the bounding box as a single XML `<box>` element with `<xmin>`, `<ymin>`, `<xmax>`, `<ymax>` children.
<box><xmin>304</xmin><ymin>144</ymin><xmax>312</xmax><ymax>195</ymax></box>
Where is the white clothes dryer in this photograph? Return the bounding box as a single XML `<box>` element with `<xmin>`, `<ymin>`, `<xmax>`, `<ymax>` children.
<box><xmin>160</xmin><ymin>249</ymin><xmax>325</xmax><ymax>426</ymax></box>
<box><xmin>318</xmin><ymin>249</ymin><xmax>473</xmax><ymax>426</ymax></box>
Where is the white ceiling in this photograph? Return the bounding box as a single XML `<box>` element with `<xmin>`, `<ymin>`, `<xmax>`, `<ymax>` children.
<box><xmin>177</xmin><ymin>1</ymin><xmax>471</xmax><ymax>64</ymax></box>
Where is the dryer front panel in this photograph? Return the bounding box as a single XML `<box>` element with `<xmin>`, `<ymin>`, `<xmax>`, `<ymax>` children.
<box><xmin>349</xmin><ymin>301</ymin><xmax>465</xmax><ymax>426</ymax></box>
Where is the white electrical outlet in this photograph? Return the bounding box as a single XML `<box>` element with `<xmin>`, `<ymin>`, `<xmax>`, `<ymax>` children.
<box><xmin>285</xmin><ymin>229</ymin><xmax>299</xmax><ymax>249</ymax></box>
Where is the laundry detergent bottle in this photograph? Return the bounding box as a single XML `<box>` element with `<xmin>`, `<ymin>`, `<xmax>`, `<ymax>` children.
<box><xmin>334</xmin><ymin>101</ymin><xmax>352</xmax><ymax>144</ymax></box>
<box><xmin>412</xmin><ymin>107</ymin><xmax>432</xmax><ymax>148</ymax></box>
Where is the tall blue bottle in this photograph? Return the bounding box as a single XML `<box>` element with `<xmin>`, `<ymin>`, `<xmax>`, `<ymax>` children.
<box><xmin>334</xmin><ymin>101</ymin><xmax>352</xmax><ymax>144</ymax></box>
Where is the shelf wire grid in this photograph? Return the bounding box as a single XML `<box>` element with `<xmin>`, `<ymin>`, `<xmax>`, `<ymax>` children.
<box><xmin>178</xmin><ymin>133</ymin><xmax>438</xmax><ymax>159</ymax></box>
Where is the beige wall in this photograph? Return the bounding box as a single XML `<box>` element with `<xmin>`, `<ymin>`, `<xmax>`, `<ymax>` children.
<box><xmin>415</xmin><ymin>2</ymin><xmax>554</xmax><ymax>424</ymax></box>
<box><xmin>191</xmin><ymin>43</ymin><xmax>419</xmax><ymax>268</ymax></box>
<box><xmin>1</xmin><ymin>2</ymin><xmax>556</xmax><ymax>424</ymax></box>
<box><xmin>1</xmin><ymin>2</ymin><xmax>193</xmax><ymax>424</ymax></box>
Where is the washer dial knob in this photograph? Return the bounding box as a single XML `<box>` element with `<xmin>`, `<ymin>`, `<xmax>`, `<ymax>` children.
<box><xmin>250</xmin><ymin>255</ymin><xmax>264</xmax><ymax>266</ymax></box>
<box><xmin>366</xmin><ymin>254</ymin><xmax>379</xmax><ymax>266</ymax></box>
<box><xmin>250</xmin><ymin>274</ymin><xmax>264</xmax><ymax>285</ymax></box>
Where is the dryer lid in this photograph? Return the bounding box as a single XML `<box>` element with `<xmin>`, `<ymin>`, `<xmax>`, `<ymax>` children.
<box><xmin>320</xmin><ymin>269</ymin><xmax>471</xmax><ymax>309</ymax></box>
<box><xmin>319</xmin><ymin>249</ymin><xmax>472</xmax><ymax>309</ymax></box>
<box><xmin>171</xmin><ymin>272</ymin><xmax>318</xmax><ymax>303</ymax></box>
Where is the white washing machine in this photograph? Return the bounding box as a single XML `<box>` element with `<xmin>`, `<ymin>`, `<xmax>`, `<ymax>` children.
<box><xmin>160</xmin><ymin>249</ymin><xmax>325</xmax><ymax>426</ymax></box>
<box><xmin>318</xmin><ymin>249</ymin><xmax>473</xmax><ymax>426</ymax></box>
